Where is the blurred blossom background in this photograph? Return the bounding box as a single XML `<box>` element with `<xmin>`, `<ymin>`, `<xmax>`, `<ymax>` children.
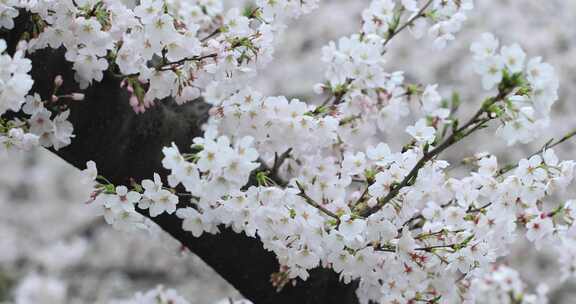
<box><xmin>3</xmin><ymin>0</ymin><xmax>576</xmax><ymax>303</ymax></box>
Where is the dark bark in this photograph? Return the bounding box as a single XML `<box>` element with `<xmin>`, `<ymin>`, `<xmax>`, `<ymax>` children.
<box><xmin>1</xmin><ymin>14</ymin><xmax>360</xmax><ymax>304</ymax></box>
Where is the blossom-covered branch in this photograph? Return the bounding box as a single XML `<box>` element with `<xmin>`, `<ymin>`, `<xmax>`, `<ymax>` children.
<box><xmin>3</xmin><ymin>1</ymin><xmax>576</xmax><ymax>303</ymax></box>
<box><xmin>359</xmin><ymin>82</ymin><xmax>518</xmax><ymax>217</ymax></box>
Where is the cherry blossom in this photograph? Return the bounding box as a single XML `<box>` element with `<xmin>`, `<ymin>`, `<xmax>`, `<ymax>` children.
<box><xmin>406</xmin><ymin>118</ymin><xmax>436</xmax><ymax>143</ymax></box>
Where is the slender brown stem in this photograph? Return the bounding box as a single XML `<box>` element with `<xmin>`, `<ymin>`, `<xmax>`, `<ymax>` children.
<box><xmin>359</xmin><ymin>89</ymin><xmax>511</xmax><ymax>217</ymax></box>
<box><xmin>376</xmin><ymin>241</ymin><xmax>464</xmax><ymax>253</ymax></box>
<box><xmin>295</xmin><ymin>181</ymin><xmax>341</xmax><ymax>224</ymax></box>
<box><xmin>119</xmin><ymin>53</ymin><xmax>218</xmax><ymax>78</ymax></box>
<box><xmin>157</xmin><ymin>53</ymin><xmax>218</xmax><ymax>71</ymax></box>
<box><xmin>382</xmin><ymin>0</ymin><xmax>434</xmax><ymax>49</ymax></box>
<box><xmin>201</xmin><ymin>27</ymin><xmax>222</xmax><ymax>42</ymax></box>
<box><xmin>497</xmin><ymin>128</ymin><xmax>576</xmax><ymax>176</ymax></box>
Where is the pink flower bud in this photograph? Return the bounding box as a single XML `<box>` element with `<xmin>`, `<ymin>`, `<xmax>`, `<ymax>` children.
<box><xmin>54</xmin><ymin>75</ymin><xmax>63</xmax><ymax>87</ymax></box>
<box><xmin>313</xmin><ymin>83</ymin><xmax>325</xmax><ymax>95</ymax></box>
<box><xmin>129</xmin><ymin>96</ymin><xmax>139</xmax><ymax>107</ymax></box>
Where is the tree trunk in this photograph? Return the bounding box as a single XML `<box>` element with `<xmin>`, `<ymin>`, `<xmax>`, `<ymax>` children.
<box><xmin>1</xmin><ymin>15</ymin><xmax>360</xmax><ymax>304</ymax></box>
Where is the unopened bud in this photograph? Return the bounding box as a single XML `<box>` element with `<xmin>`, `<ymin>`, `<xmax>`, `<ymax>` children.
<box><xmin>129</xmin><ymin>96</ymin><xmax>139</xmax><ymax>107</ymax></box>
<box><xmin>54</xmin><ymin>75</ymin><xmax>63</xmax><ymax>88</ymax></box>
<box><xmin>313</xmin><ymin>83</ymin><xmax>326</xmax><ymax>95</ymax></box>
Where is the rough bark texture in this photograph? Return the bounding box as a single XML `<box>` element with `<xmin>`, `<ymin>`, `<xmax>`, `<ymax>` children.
<box><xmin>1</xmin><ymin>14</ymin><xmax>360</xmax><ymax>304</ymax></box>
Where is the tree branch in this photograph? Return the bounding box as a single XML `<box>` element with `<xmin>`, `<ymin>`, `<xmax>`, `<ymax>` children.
<box><xmin>359</xmin><ymin>89</ymin><xmax>511</xmax><ymax>217</ymax></box>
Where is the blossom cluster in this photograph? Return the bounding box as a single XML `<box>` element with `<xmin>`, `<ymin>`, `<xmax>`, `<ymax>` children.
<box><xmin>471</xmin><ymin>33</ymin><xmax>559</xmax><ymax>145</ymax></box>
<box><xmin>0</xmin><ymin>39</ymin><xmax>75</xmax><ymax>152</ymax></box>
<box><xmin>320</xmin><ymin>0</ymin><xmax>473</xmax><ymax>94</ymax></box>
<box><xmin>317</xmin><ymin>1</ymin><xmax>474</xmax><ymax>146</ymax></box>
<box><xmin>470</xmin><ymin>265</ymin><xmax>548</xmax><ymax>304</ymax></box>
<box><xmin>3</xmin><ymin>0</ymin><xmax>319</xmax><ymax>113</ymax></box>
<box><xmin>0</xmin><ymin>39</ymin><xmax>32</xmax><ymax>115</ymax></box>
<box><xmin>82</xmin><ymin>131</ymin><xmax>260</xmax><ymax>232</ymax></box>
<box><xmin>0</xmin><ymin>39</ymin><xmax>36</xmax><ymax>150</ymax></box>
<box><xmin>212</xmin><ymin>88</ymin><xmax>339</xmax><ymax>159</ymax></box>
<box><xmin>82</xmin><ymin>161</ymin><xmax>179</xmax><ymax>232</ymax></box>
<box><xmin>164</xmin><ymin>131</ymin><xmax>260</xmax><ymax>204</ymax></box>
<box><xmin>362</xmin><ymin>0</ymin><xmax>474</xmax><ymax>49</ymax></box>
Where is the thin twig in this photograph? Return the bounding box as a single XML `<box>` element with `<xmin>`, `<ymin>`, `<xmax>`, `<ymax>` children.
<box><xmin>295</xmin><ymin>181</ymin><xmax>341</xmax><ymax>224</ymax></box>
<box><xmin>360</xmin><ymin>111</ymin><xmax>491</xmax><ymax>215</ymax></box>
<box><xmin>157</xmin><ymin>53</ymin><xmax>218</xmax><ymax>71</ymax></box>
<box><xmin>359</xmin><ymin>88</ymin><xmax>511</xmax><ymax>217</ymax></box>
<box><xmin>382</xmin><ymin>0</ymin><xmax>434</xmax><ymax>49</ymax></box>
<box><xmin>201</xmin><ymin>28</ymin><xmax>222</xmax><ymax>42</ymax></box>
<box><xmin>497</xmin><ymin>128</ymin><xmax>576</xmax><ymax>176</ymax></box>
